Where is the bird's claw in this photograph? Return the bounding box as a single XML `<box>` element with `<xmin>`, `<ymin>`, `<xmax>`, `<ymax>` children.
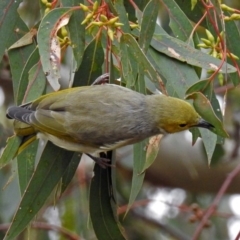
<box><xmin>86</xmin><ymin>153</ymin><xmax>115</xmax><ymax>168</ymax></box>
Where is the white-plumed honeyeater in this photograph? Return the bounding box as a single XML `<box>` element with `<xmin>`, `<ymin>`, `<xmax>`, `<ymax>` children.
<box><xmin>6</xmin><ymin>84</ymin><xmax>213</xmax><ymax>166</ymax></box>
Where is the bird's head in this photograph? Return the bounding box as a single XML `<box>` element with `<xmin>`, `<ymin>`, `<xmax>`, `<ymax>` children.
<box><xmin>153</xmin><ymin>96</ymin><xmax>214</xmax><ymax>133</ymax></box>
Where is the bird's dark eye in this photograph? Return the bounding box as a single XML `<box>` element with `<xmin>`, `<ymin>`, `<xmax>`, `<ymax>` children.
<box><xmin>179</xmin><ymin>123</ymin><xmax>187</xmax><ymax>127</ymax></box>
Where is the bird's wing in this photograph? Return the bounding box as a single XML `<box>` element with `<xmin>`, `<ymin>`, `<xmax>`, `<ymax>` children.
<box><xmin>8</xmin><ymin>84</ymin><xmax>150</xmax><ymax>148</ymax></box>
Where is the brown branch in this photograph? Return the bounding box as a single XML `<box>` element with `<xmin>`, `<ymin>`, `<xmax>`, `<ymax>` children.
<box><xmin>131</xmin><ymin>209</ymin><xmax>191</xmax><ymax>240</ymax></box>
<box><xmin>0</xmin><ymin>222</ymin><xmax>81</xmax><ymax>240</ymax></box>
<box><xmin>235</xmin><ymin>229</ymin><xmax>240</xmax><ymax>240</ymax></box>
<box><xmin>192</xmin><ymin>163</ymin><xmax>240</xmax><ymax>240</ymax></box>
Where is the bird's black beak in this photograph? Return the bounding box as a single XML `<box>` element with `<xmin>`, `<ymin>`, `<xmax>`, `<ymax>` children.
<box><xmin>195</xmin><ymin>118</ymin><xmax>214</xmax><ymax>129</ymax></box>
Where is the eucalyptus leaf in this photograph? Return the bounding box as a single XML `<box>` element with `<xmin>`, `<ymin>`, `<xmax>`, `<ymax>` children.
<box><xmin>0</xmin><ymin>136</ymin><xmax>22</xmax><ymax>169</ymax></box>
<box><xmin>90</xmin><ymin>160</ymin><xmax>126</xmax><ymax>240</ymax></box>
<box><xmin>4</xmin><ymin>143</ymin><xmax>74</xmax><ymax>240</ymax></box>
<box><xmin>151</xmin><ymin>34</ymin><xmax>236</xmax><ymax>73</ymax></box>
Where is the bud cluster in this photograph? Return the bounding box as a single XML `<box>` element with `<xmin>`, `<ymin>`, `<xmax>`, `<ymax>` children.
<box><xmin>221</xmin><ymin>4</ymin><xmax>240</xmax><ymax>21</ymax></box>
<box><xmin>188</xmin><ymin>203</ymin><xmax>212</xmax><ymax>228</ymax></box>
<box><xmin>57</xmin><ymin>26</ymin><xmax>71</xmax><ymax>51</ymax></box>
<box><xmin>198</xmin><ymin>29</ymin><xmax>239</xmax><ymax>60</ymax></box>
<box><xmin>80</xmin><ymin>1</ymin><xmax>124</xmax><ymax>40</ymax></box>
<box><xmin>41</xmin><ymin>0</ymin><xmax>58</xmax><ymax>14</ymax></box>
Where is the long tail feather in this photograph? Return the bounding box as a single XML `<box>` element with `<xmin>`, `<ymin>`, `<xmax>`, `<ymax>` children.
<box><xmin>6</xmin><ymin>106</ymin><xmax>33</xmax><ymax>124</ymax></box>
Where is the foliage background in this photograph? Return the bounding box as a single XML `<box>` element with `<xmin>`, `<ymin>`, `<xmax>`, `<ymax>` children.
<box><xmin>1</xmin><ymin>0</ymin><xmax>240</xmax><ymax>239</ymax></box>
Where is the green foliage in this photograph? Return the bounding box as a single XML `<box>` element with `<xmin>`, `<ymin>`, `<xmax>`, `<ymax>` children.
<box><xmin>0</xmin><ymin>0</ymin><xmax>239</xmax><ymax>239</ymax></box>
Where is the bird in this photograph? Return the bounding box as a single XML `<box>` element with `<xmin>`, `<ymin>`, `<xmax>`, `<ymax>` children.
<box><xmin>6</xmin><ymin>83</ymin><xmax>214</xmax><ymax>167</ymax></box>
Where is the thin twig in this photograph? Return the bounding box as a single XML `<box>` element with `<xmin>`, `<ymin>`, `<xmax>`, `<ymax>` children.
<box><xmin>234</xmin><ymin>229</ymin><xmax>240</xmax><ymax>240</ymax></box>
<box><xmin>192</xmin><ymin>163</ymin><xmax>240</xmax><ymax>240</ymax></box>
<box><xmin>0</xmin><ymin>222</ymin><xmax>81</xmax><ymax>240</ymax></box>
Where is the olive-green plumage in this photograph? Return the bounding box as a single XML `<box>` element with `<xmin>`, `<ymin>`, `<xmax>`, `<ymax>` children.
<box><xmin>6</xmin><ymin>84</ymin><xmax>212</xmax><ymax>155</ymax></box>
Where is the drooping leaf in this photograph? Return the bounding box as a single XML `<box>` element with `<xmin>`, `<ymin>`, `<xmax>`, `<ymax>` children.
<box><xmin>73</xmin><ymin>38</ymin><xmax>104</xmax><ymax>87</ymax></box>
<box><xmin>125</xmin><ymin>140</ymin><xmax>147</xmax><ymax>216</ymax></box>
<box><xmin>143</xmin><ymin>135</ymin><xmax>163</xmax><ymax>171</ymax></box>
<box><xmin>151</xmin><ymin>34</ymin><xmax>236</xmax><ymax>73</ymax></box>
<box><xmin>138</xmin><ymin>0</ymin><xmax>160</xmax><ymax>53</ymax></box>
<box><xmin>186</xmin><ymin>92</ymin><xmax>229</xmax><ymax>138</ymax></box>
<box><xmin>199</xmin><ymin>128</ymin><xmax>217</xmax><ymax>165</ymax></box>
<box><xmin>16</xmin><ymin>47</ymin><xmax>40</xmax><ymax>105</ymax></box>
<box><xmin>121</xmin><ymin>33</ymin><xmax>165</xmax><ymax>92</ymax></box>
<box><xmin>62</xmin><ymin>0</ymin><xmax>85</xmax><ymax>70</ymax></box>
<box><xmin>174</xmin><ymin>0</ymin><xmax>206</xmax><ymax>27</ymax></box>
<box><xmin>24</xmin><ymin>61</ymin><xmax>46</xmax><ymax>103</ymax></box>
<box><xmin>8</xmin><ymin>29</ymin><xmax>37</xmax><ymax>50</ymax></box>
<box><xmin>109</xmin><ymin>0</ymin><xmax>131</xmax><ymax>33</ymax></box>
<box><xmin>161</xmin><ymin>0</ymin><xmax>197</xmax><ymax>43</ymax></box>
<box><xmin>225</xmin><ymin>13</ymin><xmax>240</xmax><ymax>86</ymax></box>
<box><xmin>61</xmin><ymin>152</ymin><xmax>81</xmax><ymax>194</ymax></box>
<box><xmin>8</xmin><ymin>21</ymin><xmax>36</xmax><ymax>103</ymax></box>
<box><xmin>4</xmin><ymin>142</ymin><xmax>74</xmax><ymax>240</ymax></box>
<box><xmin>186</xmin><ymin>79</ymin><xmax>225</xmax><ymax>145</ymax></box>
<box><xmin>124</xmin><ymin>70</ymin><xmax>149</xmax><ymax>215</ymax></box>
<box><xmin>0</xmin><ymin>0</ymin><xmax>32</xmax><ymax>61</ymax></box>
<box><xmin>90</xmin><ymin>160</ymin><xmax>126</xmax><ymax>240</ymax></box>
<box><xmin>0</xmin><ymin>136</ymin><xmax>22</xmax><ymax>169</ymax></box>
<box><xmin>119</xmin><ymin>37</ymin><xmax>136</xmax><ymax>87</ymax></box>
<box><xmin>17</xmin><ymin>140</ymin><xmax>39</xmax><ymax>195</ymax></box>
<box><xmin>37</xmin><ymin>8</ymin><xmax>72</xmax><ymax>91</ymax></box>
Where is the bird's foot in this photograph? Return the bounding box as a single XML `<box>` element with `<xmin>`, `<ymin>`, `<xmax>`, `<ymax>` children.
<box><xmin>86</xmin><ymin>153</ymin><xmax>115</xmax><ymax>168</ymax></box>
<box><xmin>91</xmin><ymin>73</ymin><xmax>110</xmax><ymax>85</ymax></box>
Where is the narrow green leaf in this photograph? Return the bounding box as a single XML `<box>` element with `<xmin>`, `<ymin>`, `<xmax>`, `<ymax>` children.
<box><xmin>8</xmin><ymin>29</ymin><xmax>37</xmax><ymax>50</ymax></box>
<box><xmin>73</xmin><ymin>38</ymin><xmax>104</xmax><ymax>87</ymax></box>
<box><xmin>24</xmin><ymin>62</ymin><xmax>46</xmax><ymax>103</ymax></box>
<box><xmin>139</xmin><ymin>0</ymin><xmax>160</xmax><ymax>53</ymax></box>
<box><xmin>0</xmin><ymin>135</ymin><xmax>22</xmax><ymax>169</ymax></box>
<box><xmin>161</xmin><ymin>0</ymin><xmax>196</xmax><ymax>42</ymax></box>
<box><xmin>109</xmin><ymin>152</ymin><xmax>118</xmax><ymax>218</ymax></box>
<box><xmin>69</xmin><ymin>12</ymin><xmax>85</xmax><ymax>70</ymax></box>
<box><xmin>225</xmin><ymin>13</ymin><xmax>240</xmax><ymax>86</ymax></box>
<box><xmin>119</xmin><ymin>37</ymin><xmax>136</xmax><ymax>87</ymax></box>
<box><xmin>124</xmin><ymin>71</ymin><xmax>148</xmax><ymax>215</ymax></box>
<box><xmin>62</xmin><ymin>0</ymin><xmax>85</xmax><ymax>70</ymax></box>
<box><xmin>37</xmin><ymin>7</ymin><xmax>72</xmax><ymax>91</ymax></box>
<box><xmin>0</xmin><ymin>0</ymin><xmax>31</xmax><ymax>61</ymax></box>
<box><xmin>17</xmin><ymin>140</ymin><xmax>39</xmax><ymax>195</ymax></box>
<box><xmin>199</xmin><ymin>129</ymin><xmax>217</xmax><ymax>165</ymax></box>
<box><xmin>61</xmin><ymin>152</ymin><xmax>81</xmax><ymax>194</ymax></box>
<box><xmin>186</xmin><ymin>79</ymin><xmax>224</xmax><ymax>144</ymax></box>
<box><xmin>186</xmin><ymin>79</ymin><xmax>209</xmax><ymax>95</ymax></box>
<box><xmin>134</xmin><ymin>0</ymin><xmax>149</xmax><ymax>11</ymax></box>
<box><xmin>109</xmin><ymin>52</ymin><xmax>119</xmax><ymax>84</ymax></box>
<box><xmin>121</xmin><ymin>33</ymin><xmax>164</xmax><ymax>88</ymax></box>
<box><xmin>190</xmin><ymin>128</ymin><xmax>200</xmax><ymax>145</ymax></box>
<box><xmin>174</xmin><ymin>0</ymin><xmax>206</xmax><ymax>27</ymax></box>
<box><xmin>4</xmin><ymin>142</ymin><xmax>74</xmax><ymax>240</ymax></box>
<box><xmin>151</xmin><ymin>34</ymin><xmax>236</xmax><ymax>73</ymax></box>
<box><xmin>143</xmin><ymin>135</ymin><xmax>162</xmax><ymax>171</ymax></box>
<box><xmin>125</xmin><ymin>140</ymin><xmax>147</xmax><ymax>216</ymax></box>
<box><xmin>90</xmin><ymin>163</ymin><xmax>126</xmax><ymax>240</ymax></box>
<box><xmin>186</xmin><ymin>92</ymin><xmax>229</xmax><ymax>138</ymax></box>
<box><xmin>186</xmin><ymin>80</ymin><xmax>222</xmax><ymax>119</ymax></box>
<box><xmin>135</xmin><ymin>68</ymin><xmax>146</xmax><ymax>93</ymax></box>
<box><xmin>122</xmin><ymin>0</ymin><xmax>137</xmax><ymax>22</ymax></box>
<box><xmin>109</xmin><ymin>0</ymin><xmax>131</xmax><ymax>33</ymax></box>
<box><xmin>8</xmin><ymin>24</ymin><xmax>36</xmax><ymax>103</ymax></box>
<box><xmin>16</xmin><ymin>47</ymin><xmax>40</xmax><ymax>105</ymax></box>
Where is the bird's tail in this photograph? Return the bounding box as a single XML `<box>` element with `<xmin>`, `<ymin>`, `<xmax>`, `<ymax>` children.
<box><xmin>7</xmin><ymin>105</ymin><xmax>36</xmax><ymax>136</ymax></box>
<box><xmin>7</xmin><ymin>105</ymin><xmax>37</xmax><ymax>155</ymax></box>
